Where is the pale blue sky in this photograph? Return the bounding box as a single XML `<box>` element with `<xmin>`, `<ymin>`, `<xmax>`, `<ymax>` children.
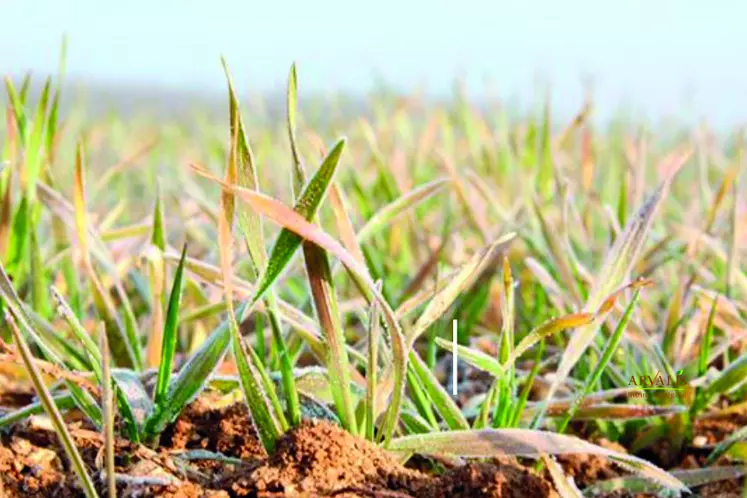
<box><xmin>2</xmin><ymin>0</ymin><xmax>746</xmax><ymax>124</ymax></box>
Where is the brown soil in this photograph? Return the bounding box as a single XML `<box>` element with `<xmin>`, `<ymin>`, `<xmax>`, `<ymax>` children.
<box><xmin>694</xmin><ymin>410</ymin><xmax>747</xmax><ymax>447</ymax></box>
<box><xmin>0</xmin><ymin>389</ymin><xmax>744</xmax><ymax>498</ymax></box>
<box><xmin>553</xmin><ymin>438</ymin><xmax>628</xmax><ymax>489</ymax></box>
<box><xmin>0</xmin><ymin>392</ymin><xmax>558</xmax><ymax>498</ymax></box>
<box><xmin>160</xmin><ymin>396</ymin><xmax>267</xmax><ymax>462</ymax></box>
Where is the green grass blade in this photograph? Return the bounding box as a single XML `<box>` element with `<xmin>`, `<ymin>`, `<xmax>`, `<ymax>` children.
<box><xmin>0</xmin><ymin>393</ymin><xmax>76</xmax><ymax>428</ymax></box>
<box><xmin>99</xmin><ymin>323</ymin><xmax>116</xmax><ymax>498</ymax></box>
<box><xmin>51</xmin><ymin>286</ymin><xmax>101</xmax><ymax>364</ymax></box>
<box><xmin>494</xmin><ymin>257</ymin><xmax>516</xmax><ymax>427</ymax></box>
<box><xmin>698</xmin><ymin>294</ymin><xmax>719</xmax><ymax>377</ymax></box>
<box><xmin>510</xmin><ymin>339</ymin><xmax>545</xmax><ymax>427</ymax></box>
<box><xmin>45</xmin><ymin>35</ymin><xmax>67</xmax><ymax>165</ymax></box>
<box><xmin>252</xmin><ymin>138</ymin><xmax>345</xmax><ymax>304</ymax></box>
<box><xmin>4</xmin><ymin>76</ymin><xmax>27</xmax><ymax>144</ymax></box>
<box><xmin>356</xmin><ymin>178</ymin><xmax>449</xmax><ymax>243</ymax></box>
<box><xmin>29</xmin><ymin>228</ymin><xmax>50</xmax><ymax>317</ymax></box>
<box><xmin>555</xmin><ymin>290</ymin><xmax>642</xmax><ymax>434</ymax></box>
<box><xmin>0</xmin><ymin>261</ymin><xmax>65</xmax><ymax>362</ymax></box>
<box><xmin>435</xmin><ymin>337</ymin><xmax>504</xmax><ymax>377</ymax></box>
<box><xmin>408</xmin><ymin>233</ymin><xmax>515</xmax><ymax>345</ymax></box>
<box><xmin>408</xmin><ymin>350</ymin><xmax>469</xmax><ymax>430</ymax></box>
<box><xmin>145</xmin><ymin>191</ymin><xmax>167</xmax><ymax>369</ymax></box>
<box><xmin>142</xmin><ymin>304</ymin><xmax>242</xmax><ymax>436</ymax></box>
<box><xmin>287</xmin><ymin>62</ymin><xmax>304</xmax><ymax>191</ymax></box>
<box><xmin>151</xmin><ymin>186</ymin><xmax>166</xmax><ymax>251</ymax></box>
<box><xmin>705</xmin><ymin>353</ymin><xmax>747</xmax><ymax>399</ymax></box>
<box><xmin>6</xmin><ymin>195</ymin><xmax>29</xmax><ymax>277</ymax></box>
<box><xmin>25</xmin><ymin>76</ymin><xmax>52</xmax><ymax>199</ymax></box>
<box><xmin>154</xmin><ymin>243</ymin><xmax>187</xmax><ymax>408</ymax></box>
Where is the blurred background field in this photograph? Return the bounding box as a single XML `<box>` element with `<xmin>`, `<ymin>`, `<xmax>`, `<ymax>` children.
<box><xmin>0</xmin><ymin>2</ymin><xmax>746</xmax><ymax>497</ymax></box>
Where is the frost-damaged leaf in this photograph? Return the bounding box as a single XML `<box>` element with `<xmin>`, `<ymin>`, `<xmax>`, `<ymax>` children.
<box><xmin>73</xmin><ymin>142</ymin><xmax>141</xmax><ymax>370</ymax></box>
<box><xmin>505</xmin><ymin>313</ymin><xmax>593</xmax><ymax>370</ymax></box>
<box><xmin>329</xmin><ymin>184</ymin><xmax>366</xmax><ymax>267</ymax></box>
<box><xmin>0</xmin><ymin>393</ymin><xmax>76</xmax><ymax>429</ymax></box>
<box><xmin>707</xmin><ymin>425</ymin><xmax>747</xmax><ymax>464</ymax></box>
<box><xmin>555</xmin><ymin>290</ymin><xmax>642</xmax><ymax>435</ymax></box>
<box><xmin>407</xmin><ymin>233</ymin><xmax>515</xmax><ymax>345</ymax></box>
<box><xmin>52</xmin><ymin>287</ymin><xmax>142</xmax><ymax>441</ymax></box>
<box><xmin>356</xmin><ymin>178</ymin><xmax>450</xmax><ymax>243</ymax></box>
<box><xmin>172</xmin><ymin>450</ymin><xmax>247</xmax><ymax>467</ymax></box>
<box><xmin>221</xmin><ymin>112</ymin><xmax>287</xmax><ymax>449</ymax></box>
<box><xmin>190</xmin><ymin>161</ymin><xmax>408</xmax><ymax>446</ymax></box>
<box><xmin>227</xmin><ymin>138</ymin><xmax>345</xmax><ymax>304</ymax></box>
<box><xmin>286</xmin><ymin>62</ymin><xmax>304</xmax><ymax>190</ymax></box>
<box><xmin>365</xmin><ymin>281</ymin><xmax>382</xmax><ymax>441</ymax></box>
<box><xmin>5</xmin><ymin>311</ymin><xmax>99</xmax><ymax>498</ymax></box>
<box><xmin>395</xmin><ymin>268</ymin><xmax>459</xmax><ymax>319</ymax></box>
<box><xmin>145</xmin><ymin>188</ymin><xmax>167</xmax><ymax>369</ymax></box>
<box><xmin>0</xmin><ymin>262</ymin><xmax>64</xmax><ymax>362</ymax></box>
<box><xmin>221</xmin><ymin>57</ymin><xmax>266</xmax><ymax>279</ymax></box>
<box><xmin>543</xmin><ymin>403</ymin><xmax>686</xmax><ymax>421</ymax></box>
<box><xmin>285</xmin><ymin>89</ymin><xmax>357</xmax><ymax>432</ymax></box>
<box><xmin>439</xmin><ymin>150</ymin><xmax>490</xmax><ymax>240</ymax></box>
<box><xmin>111</xmin><ymin>369</ymin><xmax>152</xmax><ymax>432</ymax></box>
<box><xmin>543</xmin><ymin>455</ymin><xmax>583</xmax><ymax>498</ymax></box>
<box><xmin>388</xmin><ymin>429</ymin><xmax>687</xmax><ymax>492</ymax></box>
<box><xmin>72</xmin><ymin>142</ymin><xmax>90</xmax><ymax>257</ymax></box>
<box><xmin>303</xmin><ymin>242</ymin><xmax>357</xmax><ymax>432</ymax></box>
<box><xmin>533</xmin><ymin>198</ymin><xmax>581</xmax><ymax>306</ymax></box>
<box><xmin>584</xmin><ymin>466</ymin><xmax>745</xmax><ymax>497</ymax></box>
<box><xmin>539</xmin><ymin>151</ymin><xmax>689</xmax><ymax>421</ymax></box>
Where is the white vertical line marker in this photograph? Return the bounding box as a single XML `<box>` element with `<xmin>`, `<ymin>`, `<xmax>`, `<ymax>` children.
<box><xmin>452</xmin><ymin>319</ymin><xmax>458</xmax><ymax>395</ymax></box>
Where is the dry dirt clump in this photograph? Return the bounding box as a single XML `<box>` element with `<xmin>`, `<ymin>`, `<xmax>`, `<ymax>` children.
<box><xmin>225</xmin><ymin>419</ymin><xmax>558</xmax><ymax>498</ymax></box>
<box><xmin>2</xmin><ymin>395</ymin><xmax>745</xmax><ymax>497</ymax></box>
